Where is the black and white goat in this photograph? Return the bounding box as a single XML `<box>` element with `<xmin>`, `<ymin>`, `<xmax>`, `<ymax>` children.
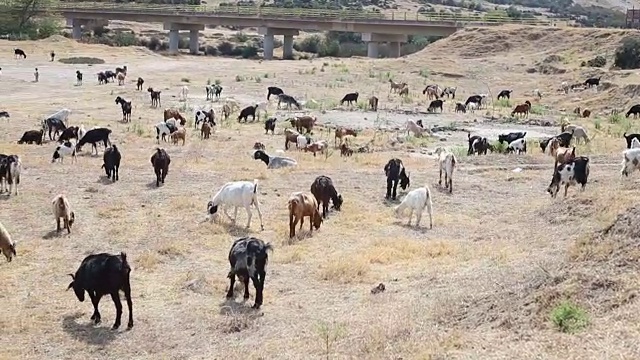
<box><xmin>52</xmin><ymin>141</ymin><xmax>77</xmax><ymax>164</ymax></box>
<box><xmin>0</xmin><ymin>155</ymin><xmax>21</xmax><ymax>196</ymax></box>
<box><xmin>226</xmin><ymin>237</ymin><xmax>272</xmax><ymax>309</ymax></box>
<box><xmin>76</xmin><ymin>128</ymin><xmax>112</xmax><ymax>155</ymax></box>
<box><xmin>207</xmin><ymin>180</ymin><xmax>264</xmax><ymax>230</ymax></box>
<box><xmin>547</xmin><ymin>156</ymin><xmax>590</xmax><ymax>198</ymax></box>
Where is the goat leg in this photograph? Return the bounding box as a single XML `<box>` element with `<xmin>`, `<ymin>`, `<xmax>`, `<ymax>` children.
<box><xmin>110</xmin><ymin>291</ymin><xmax>123</xmax><ymax>330</ymax></box>
<box><xmin>226</xmin><ymin>274</ymin><xmax>236</xmax><ymax>298</ymax></box>
<box><xmin>252</xmin><ymin>276</ymin><xmax>263</xmax><ymax>309</ymax></box>
<box><xmin>56</xmin><ymin>218</ymin><xmax>61</xmax><ymax>232</ymax></box>
<box><xmin>89</xmin><ymin>293</ymin><xmax>102</xmax><ymax>324</ymax></box>
<box><xmin>439</xmin><ymin>168</ymin><xmax>443</xmax><ymax>187</ymax></box>
<box><xmin>243</xmin><ymin>276</ymin><xmax>250</xmax><ymax>300</ymax></box>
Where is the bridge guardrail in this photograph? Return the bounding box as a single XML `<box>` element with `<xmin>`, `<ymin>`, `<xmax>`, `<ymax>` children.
<box><xmin>52</xmin><ymin>2</ymin><xmax>568</xmax><ymax>26</ymax></box>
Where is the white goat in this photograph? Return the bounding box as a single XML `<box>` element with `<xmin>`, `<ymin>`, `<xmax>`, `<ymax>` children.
<box><xmin>46</xmin><ymin>108</ymin><xmax>72</xmax><ymax>124</ymax></box>
<box><xmin>253</xmin><ymin>150</ymin><xmax>297</xmax><ymax>169</ymax></box>
<box><xmin>434</xmin><ymin>147</ymin><xmax>457</xmax><ymax>193</ymax></box>
<box><xmin>180</xmin><ymin>85</ymin><xmax>189</xmax><ymax>101</ymax></box>
<box><xmin>563</xmin><ymin>125</ymin><xmax>590</xmax><ymax>144</ymax></box>
<box><xmin>256</xmin><ymin>101</ymin><xmax>268</xmax><ymax>121</ymax></box>
<box><xmin>508</xmin><ymin>138</ymin><xmax>527</xmax><ymax>154</ymax></box>
<box><xmin>296</xmin><ymin>134</ymin><xmax>309</xmax><ymax>150</ymax></box>
<box><xmin>533</xmin><ymin>89</ymin><xmax>542</xmax><ymax>99</ymax></box>
<box><xmin>52</xmin><ymin>141</ymin><xmax>77</xmax><ymax>164</ymax></box>
<box><xmin>0</xmin><ymin>221</ymin><xmax>16</xmax><ymax>262</ymax></box>
<box><xmin>394</xmin><ymin>185</ymin><xmax>433</xmax><ymax>228</ymax></box>
<box><xmin>467</xmin><ymin>102</ymin><xmax>478</xmax><ymax>112</ymax></box>
<box><xmin>621</xmin><ymin>148</ymin><xmax>640</xmax><ymax>177</ymax></box>
<box><xmin>52</xmin><ymin>194</ymin><xmax>75</xmax><ymax>234</ymax></box>
<box><xmin>406</xmin><ymin>119</ymin><xmax>425</xmax><ymax>137</ymax></box>
<box><xmin>225</xmin><ymin>98</ymin><xmax>240</xmax><ymax>112</ymax></box>
<box><xmin>155</xmin><ymin>122</ymin><xmax>175</xmax><ymax>143</ymax></box>
<box><xmin>207</xmin><ymin>179</ymin><xmax>264</xmax><ymax>230</ymax></box>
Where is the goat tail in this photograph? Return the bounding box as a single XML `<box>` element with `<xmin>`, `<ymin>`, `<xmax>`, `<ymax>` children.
<box><xmin>120</xmin><ymin>252</ymin><xmax>128</xmax><ymax>265</ymax></box>
<box><xmin>253</xmin><ymin>179</ymin><xmax>259</xmax><ymax>193</ymax></box>
<box><xmin>425</xmin><ymin>185</ymin><xmax>433</xmax><ymax>208</ymax></box>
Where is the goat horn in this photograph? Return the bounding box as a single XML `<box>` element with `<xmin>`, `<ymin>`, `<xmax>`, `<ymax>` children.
<box><xmin>68</xmin><ymin>273</ymin><xmax>75</xmax><ymax>279</ymax></box>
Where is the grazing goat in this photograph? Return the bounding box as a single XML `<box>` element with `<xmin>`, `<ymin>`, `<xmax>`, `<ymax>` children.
<box><xmin>136</xmin><ymin>77</ymin><xmax>144</xmax><ymax>90</ymax></box>
<box><xmin>554</xmin><ymin>131</ymin><xmax>573</xmax><ymax>148</ymax></box>
<box><xmin>18</xmin><ymin>129</ymin><xmax>43</xmax><ymax>145</ymax></box>
<box><xmin>340</xmin><ymin>143</ymin><xmax>353</xmax><ymax>157</ymax></box>
<box><xmin>304</xmin><ymin>140</ymin><xmax>328</xmax><ymax>157</ymax></box>
<box><xmin>267</xmin><ymin>86</ymin><xmax>284</xmax><ymax>100</ymax></box>
<box><xmin>102</xmin><ymin>145</ymin><xmax>121</xmax><ymax>182</ymax></box>
<box><xmin>384</xmin><ymin>158</ymin><xmax>410</xmax><ymax>200</ymax></box>
<box><xmin>422</xmin><ymin>85</ymin><xmax>440</xmax><ymax>99</ymax></box>
<box><xmin>434</xmin><ymin>147</ymin><xmax>456</xmax><ymax>193</ymax></box>
<box><xmin>389</xmin><ymin>79</ymin><xmax>407</xmax><ymax>93</ymax></box>
<box><xmin>147</xmin><ymin>87</ymin><xmax>161</xmax><ymax>107</ymax></box>
<box><xmin>507</xmin><ymin>138</ymin><xmax>527</xmax><ymax>154</ymax></box>
<box><xmin>440</xmin><ymin>86</ymin><xmax>456</xmax><ymax>99</ymax></box>
<box><xmin>469</xmin><ymin>135</ymin><xmax>489</xmax><ymax>155</ymax></box>
<box><xmin>207</xmin><ymin>180</ymin><xmax>264</xmax><ymax>230</ymax></box>
<box><xmin>58</xmin><ymin>126</ymin><xmax>79</xmax><ymax>143</ymax></box>
<box><xmin>43</xmin><ymin>117</ymin><xmax>67</xmax><ymax>141</ymax></box>
<box><xmin>582</xmin><ymin>109</ymin><xmax>591</xmax><ymax>118</ymax></box>
<box><xmin>67</xmin><ymin>252</ymin><xmax>133</xmax><ymax>329</ymax></box>
<box><xmin>226</xmin><ymin>237</ymin><xmax>272</xmax><ymax>309</ymax></box>
<box><xmin>163</xmin><ymin>109</ymin><xmax>186</xmax><ymax>125</ymax></box>
<box><xmin>626</xmin><ymin>104</ymin><xmax>640</xmax><ymax>118</ymax></box>
<box><xmin>406</xmin><ymin>119</ymin><xmax>426</xmax><ymax>137</ymax></box>
<box><xmin>238</xmin><ymin>105</ymin><xmax>258</xmax><ymax>122</ymax></box>
<box><xmin>455</xmin><ymin>102</ymin><xmax>466</xmax><ymax>113</ymax></box>
<box><xmin>623</xmin><ymin>132</ymin><xmax>640</xmax><ymax>149</ymax></box>
<box><xmin>310</xmin><ymin>175</ymin><xmax>343</xmax><ymax>219</ymax></box>
<box><xmin>369</xmin><ymin>96</ymin><xmax>378</xmax><ymax>111</ymax></box>
<box><xmin>201</xmin><ymin>122</ymin><xmax>212</xmax><ymax>139</ymax></box>
<box><xmin>584</xmin><ymin>76</ymin><xmax>601</xmax><ymax>88</ymax></box>
<box><xmin>511</xmin><ymin>100</ymin><xmax>531</xmax><ymax>117</ymax></box>
<box><xmin>290</xmin><ymin>115</ymin><xmax>317</xmax><ymax>134</ymax></box>
<box><xmin>171</xmin><ymin>127</ymin><xmax>186</xmax><ymax>146</ymax></box>
<box><xmin>569</xmin><ymin>126</ymin><xmax>590</xmax><ymax>144</ymax></box>
<box><xmin>277</xmin><ymin>94</ymin><xmax>301</xmax><ymax>110</ymax></box>
<box><xmin>539</xmin><ymin>137</ymin><xmax>551</xmax><ymax>153</ymax></box>
<box><xmin>621</xmin><ymin>148</ymin><xmax>640</xmax><ymax>177</ymax></box>
<box><xmin>334</xmin><ymin>127</ymin><xmax>357</xmax><ymax>147</ymax></box>
<box><xmin>0</xmin><ymin>155</ymin><xmax>21</xmax><ymax>196</ymax></box>
<box><xmin>264</xmin><ymin>117</ymin><xmax>277</xmax><ymax>134</ymax></box>
<box><xmin>465</xmin><ymin>95</ymin><xmax>482</xmax><ymax>107</ymax></box>
<box><xmin>340</xmin><ymin>92</ymin><xmax>358</xmax><ymax>106</ymax></box>
<box><xmin>52</xmin><ymin>194</ymin><xmax>75</xmax><ymax>234</ymax></box>
<box><xmin>395</xmin><ymin>185</ymin><xmax>433</xmax><ymax>228</ymax></box>
<box><xmin>115</xmin><ymin>96</ymin><xmax>132</xmax><ymax>122</ymax></box>
<box><xmin>52</xmin><ymin>141</ymin><xmax>77</xmax><ymax>164</ymax></box>
<box><xmin>14</xmin><ymin>48</ymin><xmax>26</xmax><ymax>59</ymax></box>
<box><xmin>428</xmin><ymin>99</ymin><xmax>444</xmax><ymax>113</ymax></box>
<box><xmin>548</xmin><ymin>156</ymin><xmax>590</xmax><ymax>198</ymax></box>
<box><xmin>195</xmin><ymin>109</ymin><xmax>215</xmax><ymax>129</ymax></box>
<box><xmin>76</xmin><ymin>128</ymin><xmax>112</xmax><ymax>155</ymax></box>
<box><xmin>179</xmin><ymin>85</ymin><xmax>189</xmax><ymax>101</ymax></box>
<box><xmin>0</xmin><ymin>221</ymin><xmax>16</xmax><ymax>262</ymax></box>
<box><xmin>288</xmin><ymin>192</ymin><xmax>323</xmax><ymax>238</ymax></box>
<box><xmin>497</xmin><ymin>89</ymin><xmax>512</xmax><ymax>100</ymax></box>
<box><xmin>97</xmin><ymin>72</ymin><xmax>108</xmax><ymax>84</ymax></box>
<box><xmin>254</xmin><ymin>150</ymin><xmax>297</xmax><ymax>169</ymax></box>
<box><xmin>151</xmin><ymin>148</ymin><xmax>170</xmax><ymax>187</ymax></box>
<box><xmin>498</xmin><ymin>131</ymin><xmax>526</xmax><ymax>145</ymax></box>
<box><xmin>104</xmin><ymin>70</ymin><xmax>116</xmax><ymax>82</ymax></box>
<box><xmin>76</xmin><ymin>71</ymin><xmax>83</xmax><ymax>86</ymax></box>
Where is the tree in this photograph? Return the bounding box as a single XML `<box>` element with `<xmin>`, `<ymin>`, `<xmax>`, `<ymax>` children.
<box><xmin>615</xmin><ymin>36</ymin><xmax>640</xmax><ymax>70</ymax></box>
<box><xmin>0</xmin><ymin>0</ymin><xmax>59</xmax><ymax>39</ymax></box>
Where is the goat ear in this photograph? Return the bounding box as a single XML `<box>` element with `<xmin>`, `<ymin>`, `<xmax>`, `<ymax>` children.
<box><xmin>67</xmin><ymin>282</ymin><xmax>74</xmax><ymax>290</ymax></box>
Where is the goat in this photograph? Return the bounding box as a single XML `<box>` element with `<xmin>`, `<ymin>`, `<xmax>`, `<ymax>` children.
<box><xmin>76</xmin><ymin>128</ymin><xmax>112</xmax><ymax>155</ymax></box>
<box><xmin>151</xmin><ymin>148</ymin><xmax>170</xmax><ymax>187</ymax></box>
<box><xmin>310</xmin><ymin>175</ymin><xmax>343</xmax><ymax>219</ymax></box>
<box><xmin>179</xmin><ymin>85</ymin><xmax>189</xmax><ymax>101</ymax></box>
<box><xmin>58</xmin><ymin>126</ymin><xmax>79</xmax><ymax>143</ymax></box>
<box><xmin>155</xmin><ymin>122</ymin><xmax>177</xmax><ymax>143</ymax></box>
<box><xmin>465</xmin><ymin>95</ymin><xmax>482</xmax><ymax>107</ymax></box>
<box><xmin>434</xmin><ymin>147</ymin><xmax>456</xmax><ymax>193</ymax></box>
<box><xmin>206</xmin><ymin>84</ymin><xmax>223</xmax><ymax>100</ymax></box>
<box><xmin>67</xmin><ymin>252</ymin><xmax>133</xmax><ymax>329</ymax></box>
<box><xmin>136</xmin><ymin>77</ymin><xmax>144</xmax><ymax>90</ymax></box>
<box><xmin>78</xmin><ymin>124</ymin><xmax>87</xmax><ymax>141</ymax></box>
<box><xmin>201</xmin><ymin>122</ymin><xmax>212</xmax><ymax>139</ymax></box>
<box><xmin>511</xmin><ymin>100</ymin><xmax>531</xmax><ymax>117</ymax></box>
<box><xmin>147</xmin><ymin>87</ymin><xmax>161</xmax><ymax>108</ymax></box>
<box><xmin>52</xmin><ymin>141</ymin><xmax>77</xmax><ymax>164</ymax></box>
<box><xmin>195</xmin><ymin>109</ymin><xmax>215</xmax><ymax>129</ymax></box>
<box><xmin>340</xmin><ymin>92</ymin><xmax>358</xmax><ymax>106</ymax></box>
<box><xmin>171</xmin><ymin>127</ymin><xmax>186</xmax><ymax>146</ymax></box>
<box><xmin>533</xmin><ymin>88</ymin><xmax>542</xmax><ymax>99</ymax></box>
<box><xmin>469</xmin><ymin>135</ymin><xmax>489</xmax><ymax>155</ymax></box>
<box><xmin>570</xmin><ymin>126</ymin><xmax>590</xmax><ymax>144</ymax></box>
<box><xmin>115</xmin><ymin>65</ymin><xmax>127</xmax><ymax>75</ymax></box>
<box><xmin>498</xmin><ymin>131</ymin><xmax>526</xmax><ymax>145</ymax></box>
<box><xmin>304</xmin><ymin>140</ymin><xmax>328</xmax><ymax>157</ymax></box>
<box><xmin>384</xmin><ymin>158</ymin><xmax>410</xmax><ymax>200</ymax></box>
<box><xmin>253</xmin><ymin>142</ymin><xmax>265</xmax><ymax>150</ymax></box>
<box><xmin>116</xmin><ymin>72</ymin><xmax>125</xmax><ymax>86</ymax></box>
<box><xmin>406</xmin><ymin>119</ymin><xmax>426</xmax><ymax>137</ymax></box>
<box><xmin>422</xmin><ymin>85</ymin><xmax>440</xmax><ymax>99</ymax></box>
<box><xmin>389</xmin><ymin>79</ymin><xmax>407</xmax><ymax>93</ymax></box>
<box><xmin>0</xmin><ymin>221</ymin><xmax>16</xmax><ymax>262</ymax></box>
<box><xmin>296</xmin><ymin>134</ymin><xmax>311</xmax><ymax>150</ymax></box>
<box><xmin>18</xmin><ymin>129</ymin><xmax>43</xmax><ymax>145</ymax></box>
<box><xmin>207</xmin><ymin>180</ymin><xmax>264</xmax><ymax>230</ymax></box>
<box><xmin>267</xmin><ymin>86</ymin><xmax>284</xmax><ymax>100</ymax></box>
<box><xmin>102</xmin><ymin>145</ymin><xmax>121</xmax><ymax>182</ymax></box>
<box><xmin>254</xmin><ymin>150</ymin><xmax>297</xmax><ymax>169</ymax></box>
<box><xmin>0</xmin><ymin>155</ymin><xmax>21</xmax><ymax>196</ymax></box>
<box><xmin>163</xmin><ymin>109</ymin><xmax>186</xmax><ymax>125</ymax></box>
<box><xmin>440</xmin><ymin>86</ymin><xmax>456</xmax><ymax>99</ymax></box>
<box><xmin>238</xmin><ymin>105</ymin><xmax>258</xmax><ymax>122</ymax></box>
<box><xmin>14</xmin><ymin>48</ymin><xmax>26</xmax><ymax>59</ymax></box>
<box><xmin>584</xmin><ymin>76</ymin><xmax>601</xmax><ymax>88</ymax></box>
<box><xmin>334</xmin><ymin>127</ymin><xmax>357</xmax><ymax>147</ymax></box>
<box><xmin>497</xmin><ymin>89</ymin><xmax>512</xmax><ymax>100</ymax></box>
<box><xmin>395</xmin><ymin>185</ymin><xmax>433</xmax><ymax>228</ymax></box>
<box><xmin>428</xmin><ymin>99</ymin><xmax>444</xmax><ymax>113</ymax></box>
<box><xmin>52</xmin><ymin>194</ymin><xmax>75</xmax><ymax>234</ymax></box>
<box><xmin>288</xmin><ymin>192</ymin><xmax>323</xmax><ymax>238</ymax></box>
<box><xmin>455</xmin><ymin>102</ymin><xmax>466</xmax><ymax>113</ymax></box>
<box><xmin>399</xmin><ymin>87</ymin><xmax>409</xmax><ymax>97</ymax></box>
<box><xmin>340</xmin><ymin>143</ymin><xmax>353</xmax><ymax>157</ymax></box>
<box><xmin>226</xmin><ymin>237</ymin><xmax>272</xmax><ymax>309</ymax></box>
<box><xmin>97</xmin><ymin>72</ymin><xmax>108</xmax><ymax>84</ymax></box>
<box><xmin>626</xmin><ymin>104</ymin><xmax>640</xmax><ymax>118</ymax></box>
<box><xmin>290</xmin><ymin>115</ymin><xmax>317</xmax><ymax>134</ymax></box>
<box><xmin>264</xmin><ymin>117</ymin><xmax>277</xmax><ymax>135</ymax></box>
<box><xmin>548</xmin><ymin>156</ymin><xmax>590</xmax><ymax>198</ymax></box>
<box><xmin>553</xmin><ymin>146</ymin><xmax>576</xmax><ymax>170</ymax></box>
<box><xmin>43</xmin><ymin>117</ymin><xmax>67</xmax><ymax>141</ymax></box>
<box><xmin>115</xmin><ymin>96</ymin><xmax>132</xmax><ymax>122</ymax></box>
<box><xmin>369</xmin><ymin>96</ymin><xmax>379</xmax><ymax>111</ymax></box>
<box><xmin>76</xmin><ymin>71</ymin><xmax>83</xmax><ymax>86</ymax></box>
<box><xmin>507</xmin><ymin>138</ymin><xmax>527</xmax><ymax>154</ymax></box>
<box><xmin>104</xmin><ymin>70</ymin><xmax>116</xmax><ymax>82</ymax></box>
<box><xmin>623</xmin><ymin>132</ymin><xmax>640</xmax><ymax>149</ymax></box>
<box><xmin>0</xmin><ymin>111</ymin><xmax>9</xmax><ymax>119</ymax></box>
<box><xmin>277</xmin><ymin>94</ymin><xmax>301</xmax><ymax>110</ymax></box>
<box><xmin>284</xmin><ymin>128</ymin><xmax>300</xmax><ymax>150</ymax></box>
<box><xmin>582</xmin><ymin>109</ymin><xmax>591</xmax><ymax>118</ymax></box>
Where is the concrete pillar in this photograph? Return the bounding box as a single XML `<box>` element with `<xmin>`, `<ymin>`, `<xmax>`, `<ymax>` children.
<box><xmin>189</xmin><ymin>29</ymin><xmax>199</xmax><ymax>55</ymax></box>
<box><xmin>169</xmin><ymin>29</ymin><xmax>179</xmax><ymax>55</ymax></box>
<box><xmin>367</xmin><ymin>42</ymin><xmax>378</xmax><ymax>59</ymax></box>
<box><xmin>389</xmin><ymin>42</ymin><xmax>401</xmax><ymax>58</ymax></box>
<box><xmin>283</xmin><ymin>35</ymin><xmax>294</xmax><ymax>60</ymax></box>
<box><xmin>72</xmin><ymin>20</ymin><xmax>82</xmax><ymax>40</ymax></box>
<box><xmin>263</xmin><ymin>33</ymin><xmax>274</xmax><ymax>60</ymax></box>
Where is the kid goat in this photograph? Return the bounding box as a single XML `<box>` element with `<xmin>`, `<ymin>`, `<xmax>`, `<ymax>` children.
<box><xmin>434</xmin><ymin>147</ymin><xmax>456</xmax><ymax>193</ymax></box>
<box><xmin>52</xmin><ymin>194</ymin><xmax>75</xmax><ymax>234</ymax></box>
<box><xmin>287</xmin><ymin>192</ymin><xmax>323</xmax><ymax>238</ymax></box>
<box><xmin>207</xmin><ymin>180</ymin><xmax>265</xmax><ymax>230</ymax></box>
<box><xmin>395</xmin><ymin>185</ymin><xmax>433</xmax><ymax>228</ymax></box>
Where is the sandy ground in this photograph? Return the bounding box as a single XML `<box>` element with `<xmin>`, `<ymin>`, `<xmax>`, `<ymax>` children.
<box><xmin>1</xmin><ymin>25</ymin><xmax>640</xmax><ymax>359</ymax></box>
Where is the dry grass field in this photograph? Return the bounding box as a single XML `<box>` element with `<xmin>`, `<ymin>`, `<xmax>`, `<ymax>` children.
<box><xmin>2</xmin><ymin>25</ymin><xmax>640</xmax><ymax>359</ymax></box>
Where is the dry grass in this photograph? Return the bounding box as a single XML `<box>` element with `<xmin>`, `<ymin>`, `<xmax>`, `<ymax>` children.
<box><xmin>2</xmin><ymin>24</ymin><xmax>640</xmax><ymax>359</ymax></box>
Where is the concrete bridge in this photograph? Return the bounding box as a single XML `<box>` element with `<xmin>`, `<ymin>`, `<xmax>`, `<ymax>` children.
<box><xmin>55</xmin><ymin>2</ymin><xmax>565</xmax><ymax>59</ymax></box>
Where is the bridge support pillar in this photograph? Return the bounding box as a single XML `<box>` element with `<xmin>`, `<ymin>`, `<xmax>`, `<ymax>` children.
<box><xmin>362</xmin><ymin>33</ymin><xmax>408</xmax><ymax>59</ymax></box>
<box><xmin>72</xmin><ymin>21</ymin><xmax>82</xmax><ymax>40</ymax></box>
<box><xmin>259</xmin><ymin>27</ymin><xmax>299</xmax><ymax>60</ymax></box>
<box><xmin>189</xmin><ymin>29</ymin><xmax>199</xmax><ymax>55</ymax></box>
<box><xmin>169</xmin><ymin>29</ymin><xmax>179</xmax><ymax>54</ymax></box>
<box><xmin>163</xmin><ymin>23</ymin><xmax>204</xmax><ymax>55</ymax></box>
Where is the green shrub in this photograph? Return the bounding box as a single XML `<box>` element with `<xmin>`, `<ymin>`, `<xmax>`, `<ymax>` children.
<box><xmin>113</xmin><ymin>32</ymin><xmax>137</xmax><ymax>47</ymax></box>
<box><xmin>615</xmin><ymin>36</ymin><xmax>640</xmax><ymax>69</ymax></box>
<box><xmin>550</xmin><ymin>302</ymin><xmax>589</xmax><ymax>333</ymax></box>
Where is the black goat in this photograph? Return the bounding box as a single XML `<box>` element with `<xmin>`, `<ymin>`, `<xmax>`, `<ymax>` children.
<box><xmin>497</xmin><ymin>90</ymin><xmax>512</xmax><ymax>100</ymax></box>
<box><xmin>428</xmin><ymin>99</ymin><xmax>444</xmax><ymax>113</ymax></box>
<box><xmin>76</xmin><ymin>128</ymin><xmax>112</xmax><ymax>155</ymax></box>
<box><xmin>18</xmin><ymin>130</ymin><xmax>43</xmax><ymax>145</ymax></box>
<box><xmin>238</xmin><ymin>105</ymin><xmax>258</xmax><ymax>122</ymax></box>
<box><xmin>0</xmin><ymin>111</ymin><xmax>9</xmax><ymax>119</ymax></box>
<box><xmin>623</xmin><ymin>132</ymin><xmax>640</xmax><ymax>149</ymax></box>
<box><xmin>555</xmin><ymin>131</ymin><xmax>573</xmax><ymax>148</ymax></box>
<box><xmin>626</xmin><ymin>104</ymin><xmax>640</xmax><ymax>118</ymax></box>
<box><xmin>310</xmin><ymin>175</ymin><xmax>343</xmax><ymax>219</ymax></box>
<box><xmin>102</xmin><ymin>145</ymin><xmax>121</xmax><ymax>182</ymax></box>
<box><xmin>267</xmin><ymin>86</ymin><xmax>284</xmax><ymax>100</ymax></box>
<box><xmin>97</xmin><ymin>72</ymin><xmax>107</xmax><ymax>84</ymax></box>
<box><xmin>76</xmin><ymin>71</ymin><xmax>83</xmax><ymax>85</ymax></box>
<box><xmin>539</xmin><ymin>137</ymin><xmax>551</xmax><ymax>153</ymax></box>
<box><xmin>384</xmin><ymin>158</ymin><xmax>410</xmax><ymax>200</ymax></box>
<box><xmin>584</xmin><ymin>76</ymin><xmax>601</xmax><ymax>88</ymax></box>
<box><xmin>465</xmin><ymin>95</ymin><xmax>483</xmax><ymax>106</ymax></box>
<box><xmin>104</xmin><ymin>70</ymin><xmax>116</xmax><ymax>82</ymax></box>
<box><xmin>151</xmin><ymin>148</ymin><xmax>170</xmax><ymax>187</ymax></box>
<box><xmin>43</xmin><ymin>117</ymin><xmax>67</xmax><ymax>141</ymax></box>
<box><xmin>115</xmin><ymin>96</ymin><xmax>132</xmax><ymax>122</ymax></box>
<box><xmin>58</xmin><ymin>126</ymin><xmax>79</xmax><ymax>143</ymax></box>
<box><xmin>136</xmin><ymin>77</ymin><xmax>144</xmax><ymax>91</ymax></box>
<box><xmin>67</xmin><ymin>252</ymin><xmax>134</xmax><ymax>330</ymax></box>
<box><xmin>147</xmin><ymin>87</ymin><xmax>161</xmax><ymax>108</ymax></box>
<box><xmin>340</xmin><ymin>92</ymin><xmax>359</xmax><ymax>106</ymax></box>
<box><xmin>264</xmin><ymin>117</ymin><xmax>277</xmax><ymax>134</ymax></box>
<box><xmin>498</xmin><ymin>131</ymin><xmax>526</xmax><ymax>145</ymax></box>
<box><xmin>468</xmin><ymin>134</ymin><xmax>488</xmax><ymax>155</ymax></box>
<box><xmin>277</xmin><ymin>94</ymin><xmax>301</xmax><ymax>110</ymax></box>
<box><xmin>14</xmin><ymin>48</ymin><xmax>26</xmax><ymax>59</ymax></box>
<box><xmin>226</xmin><ymin>237</ymin><xmax>272</xmax><ymax>309</ymax></box>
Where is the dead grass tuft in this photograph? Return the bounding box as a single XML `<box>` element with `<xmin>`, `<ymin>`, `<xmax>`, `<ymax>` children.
<box><xmin>318</xmin><ymin>254</ymin><xmax>370</xmax><ymax>283</ymax></box>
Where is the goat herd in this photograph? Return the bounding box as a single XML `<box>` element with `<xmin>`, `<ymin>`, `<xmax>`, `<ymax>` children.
<box><xmin>3</xmin><ymin>51</ymin><xmax>640</xmax><ymax>333</ymax></box>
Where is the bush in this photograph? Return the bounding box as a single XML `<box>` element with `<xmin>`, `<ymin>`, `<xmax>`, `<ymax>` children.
<box><xmin>147</xmin><ymin>36</ymin><xmax>161</xmax><ymax>51</ymax></box>
<box><xmin>204</xmin><ymin>45</ymin><xmax>218</xmax><ymax>56</ymax></box>
<box><xmin>113</xmin><ymin>32</ymin><xmax>137</xmax><ymax>47</ymax></box>
<box><xmin>581</xmin><ymin>55</ymin><xmax>606</xmax><ymax>68</ymax></box>
<box><xmin>295</xmin><ymin>35</ymin><xmax>323</xmax><ymax>53</ymax></box>
<box><xmin>217</xmin><ymin>41</ymin><xmax>236</xmax><ymax>56</ymax></box>
<box><xmin>550</xmin><ymin>302</ymin><xmax>589</xmax><ymax>333</ymax></box>
<box><xmin>93</xmin><ymin>25</ymin><xmax>108</xmax><ymax>37</ymax></box>
<box><xmin>615</xmin><ymin>36</ymin><xmax>640</xmax><ymax>70</ymax></box>
<box><xmin>241</xmin><ymin>45</ymin><xmax>259</xmax><ymax>59</ymax></box>
<box><xmin>58</xmin><ymin>57</ymin><xmax>106</xmax><ymax>65</ymax></box>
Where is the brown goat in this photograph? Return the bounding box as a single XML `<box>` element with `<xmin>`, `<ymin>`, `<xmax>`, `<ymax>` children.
<box><xmin>582</xmin><ymin>109</ymin><xmax>591</xmax><ymax>118</ymax></box>
<box><xmin>554</xmin><ymin>146</ymin><xmax>576</xmax><ymax>169</ymax></box>
<box><xmin>334</xmin><ymin>127</ymin><xmax>358</xmax><ymax>147</ymax></box>
<box><xmin>290</xmin><ymin>116</ymin><xmax>316</xmax><ymax>133</ymax></box>
<box><xmin>284</xmin><ymin>128</ymin><xmax>299</xmax><ymax>150</ymax></box>
<box><xmin>511</xmin><ymin>100</ymin><xmax>531</xmax><ymax>117</ymax></box>
<box><xmin>164</xmin><ymin>109</ymin><xmax>186</xmax><ymax>125</ymax></box>
<box><xmin>52</xmin><ymin>194</ymin><xmax>75</xmax><ymax>234</ymax></box>
<box><xmin>201</xmin><ymin>122</ymin><xmax>211</xmax><ymax>139</ymax></box>
<box><xmin>253</xmin><ymin>141</ymin><xmax>265</xmax><ymax>150</ymax></box>
<box><xmin>340</xmin><ymin>143</ymin><xmax>353</xmax><ymax>157</ymax></box>
<box><xmin>573</xmin><ymin>107</ymin><xmax>581</xmax><ymax>115</ymax></box>
<box><xmin>287</xmin><ymin>192</ymin><xmax>323</xmax><ymax>238</ymax></box>
<box><xmin>389</xmin><ymin>79</ymin><xmax>407</xmax><ymax>93</ymax></box>
<box><xmin>399</xmin><ymin>87</ymin><xmax>409</xmax><ymax>97</ymax></box>
<box><xmin>369</xmin><ymin>96</ymin><xmax>378</xmax><ymax>111</ymax></box>
<box><xmin>304</xmin><ymin>140</ymin><xmax>328</xmax><ymax>157</ymax></box>
<box><xmin>171</xmin><ymin>127</ymin><xmax>186</xmax><ymax>146</ymax></box>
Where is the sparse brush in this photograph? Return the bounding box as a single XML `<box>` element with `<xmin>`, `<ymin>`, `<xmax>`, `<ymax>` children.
<box><xmin>550</xmin><ymin>301</ymin><xmax>589</xmax><ymax>333</ymax></box>
<box><xmin>495</xmin><ymin>98</ymin><xmax>512</xmax><ymax>108</ymax></box>
<box><xmin>181</xmin><ymin>77</ymin><xmax>190</xmax><ymax>83</ymax></box>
